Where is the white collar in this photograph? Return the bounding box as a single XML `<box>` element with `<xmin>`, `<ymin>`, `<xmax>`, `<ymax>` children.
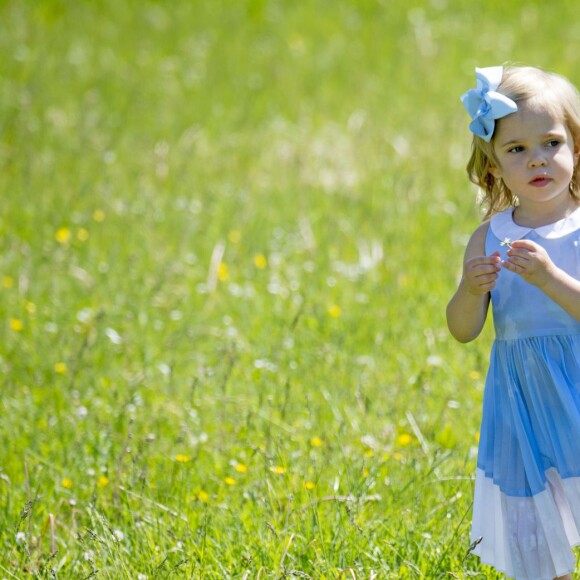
<box><xmin>490</xmin><ymin>206</ymin><xmax>580</xmax><ymax>240</ymax></box>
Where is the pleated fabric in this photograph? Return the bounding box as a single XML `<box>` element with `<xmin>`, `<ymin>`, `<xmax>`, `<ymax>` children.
<box><xmin>472</xmin><ymin>468</ymin><xmax>580</xmax><ymax>579</ymax></box>
<box><xmin>471</xmin><ymin>208</ymin><xmax>580</xmax><ymax>580</ymax></box>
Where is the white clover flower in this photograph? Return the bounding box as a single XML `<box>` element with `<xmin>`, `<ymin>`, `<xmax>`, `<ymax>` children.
<box><xmin>15</xmin><ymin>531</ymin><xmax>26</xmax><ymax>545</ymax></box>
<box><xmin>112</xmin><ymin>529</ymin><xmax>124</xmax><ymax>542</ymax></box>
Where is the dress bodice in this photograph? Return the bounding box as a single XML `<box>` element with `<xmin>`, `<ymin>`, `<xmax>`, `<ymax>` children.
<box><xmin>485</xmin><ymin>207</ymin><xmax>580</xmax><ymax>340</ymax></box>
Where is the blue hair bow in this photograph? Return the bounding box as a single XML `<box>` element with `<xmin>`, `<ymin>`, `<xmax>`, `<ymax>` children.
<box><xmin>461</xmin><ymin>66</ymin><xmax>517</xmax><ymax>142</ymax></box>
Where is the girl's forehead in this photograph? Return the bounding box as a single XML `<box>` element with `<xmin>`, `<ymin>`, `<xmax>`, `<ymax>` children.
<box><xmin>516</xmin><ymin>97</ymin><xmax>566</xmax><ymax>122</ymax></box>
<box><xmin>496</xmin><ymin>101</ymin><xmax>567</xmax><ymax>134</ymax></box>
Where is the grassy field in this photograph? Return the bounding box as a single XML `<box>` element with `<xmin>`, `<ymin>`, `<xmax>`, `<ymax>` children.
<box><xmin>2</xmin><ymin>0</ymin><xmax>580</xmax><ymax>577</ymax></box>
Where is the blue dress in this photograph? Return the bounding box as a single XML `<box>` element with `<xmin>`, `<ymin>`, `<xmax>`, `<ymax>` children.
<box><xmin>472</xmin><ymin>206</ymin><xmax>580</xmax><ymax>580</ymax></box>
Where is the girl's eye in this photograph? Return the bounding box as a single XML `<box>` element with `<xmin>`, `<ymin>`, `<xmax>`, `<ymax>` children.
<box><xmin>546</xmin><ymin>140</ymin><xmax>560</xmax><ymax>147</ymax></box>
<box><xmin>507</xmin><ymin>146</ymin><xmax>524</xmax><ymax>153</ymax></box>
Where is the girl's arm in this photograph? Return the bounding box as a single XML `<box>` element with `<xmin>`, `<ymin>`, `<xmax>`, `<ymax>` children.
<box><xmin>446</xmin><ymin>222</ymin><xmax>501</xmax><ymax>343</ymax></box>
<box><xmin>504</xmin><ymin>239</ymin><xmax>580</xmax><ymax>321</ymax></box>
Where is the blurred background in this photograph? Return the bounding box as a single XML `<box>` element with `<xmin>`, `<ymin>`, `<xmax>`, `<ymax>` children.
<box><xmin>2</xmin><ymin>0</ymin><xmax>580</xmax><ymax>576</ymax></box>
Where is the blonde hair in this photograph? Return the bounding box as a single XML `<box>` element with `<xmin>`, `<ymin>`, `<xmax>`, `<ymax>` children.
<box><xmin>466</xmin><ymin>65</ymin><xmax>580</xmax><ymax>218</ymax></box>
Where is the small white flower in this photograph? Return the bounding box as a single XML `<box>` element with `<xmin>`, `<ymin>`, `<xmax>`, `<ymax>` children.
<box><xmin>157</xmin><ymin>363</ymin><xmax>171</xmax><ymax>376</ymax></box>
<box><xmin>500</xmin><ymin>237</ymin><xmax>512</xmax><ymax>248</ymax></box>
<box><xmin>112</xmin><ymin>529</ymin><xmax>124</xmax><ymax>542</ymax></box>
<box><xmin>76</xmin><ymin>307</ymin><xmax>94</xmax><ymax>324</ymax></box>
<box><xmin>15</xmin><ymin>531</ymin><xmax>26</xmax><ymax>545</ymax></box>
<box><xmin>253</xmin><ymin>359</ymin><xmax>278</xmax><ymax>372</ymax></box>
<box><xmin>105</xmin><ymin>328</ymin><xmax>123</xmax><ymax>345</ymax></box>
<box><xmin>169</xmin><ymin>541</ymin><xmax>184</xmax><ymax>552</ymax></box>
<box><xmin>427</xmin><ymin>355</ymin><xmax>443</xmax><ymax>367</ymax></box>
<box><xmin>360</xmin><ymin>434</ymin><xmax>378</xmax><ymax>449</ymax></box>
<box><xmin>170</xmin><ymin>310</ymin><xmax>182</xmax><ymax>321</ymax></box>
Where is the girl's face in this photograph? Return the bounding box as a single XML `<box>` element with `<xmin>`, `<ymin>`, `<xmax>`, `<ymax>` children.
<box><xmin>490</xmin><ymin>101</ymin><xmax>579</xmax><ymax>213</ymax></box>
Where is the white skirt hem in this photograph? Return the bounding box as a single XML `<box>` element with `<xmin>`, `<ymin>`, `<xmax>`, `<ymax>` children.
<box><xmin>471</xmin><ymin>467</ymin><xmax>580</xmax><ymax>580</ymax></box>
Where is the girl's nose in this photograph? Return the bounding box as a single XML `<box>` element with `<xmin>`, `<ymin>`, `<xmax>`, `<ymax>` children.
<box><xmin>528</xmin><ymin>152</ymin><xmax>548</xmax><ymax>168</ymax></box>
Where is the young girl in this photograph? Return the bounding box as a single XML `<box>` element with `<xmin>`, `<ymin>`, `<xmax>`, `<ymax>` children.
<box><xmin>447</xmin><ymin>65</ymin><xmax>580</xmax><ymax>580</ymax></box>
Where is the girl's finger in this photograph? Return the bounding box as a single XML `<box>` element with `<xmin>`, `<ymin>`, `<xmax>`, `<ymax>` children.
<box><xmin>509</xmin><ymin>239</ymin><xmax>537</xmax><ymax>251</ymax></box>
<box><xmin>504</xmin><ymin>258</ymin><xmax>525</xmax><ymax>273</ymax></box>
<box><xmin>471</xmin><ymin>256</ymin><xmax>501</xmax><ymax>266</ymax></box>
<box><xmin>507</xmin><ymin>249</ymin><xmax>531</xmax><ymax>262</ymax></box>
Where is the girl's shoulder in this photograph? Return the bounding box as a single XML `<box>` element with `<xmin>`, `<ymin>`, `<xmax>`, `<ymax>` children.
<box><xmin>463</xmin><ymin>220</ymin><xmax>491</xmax><ymax>261</ymax></box>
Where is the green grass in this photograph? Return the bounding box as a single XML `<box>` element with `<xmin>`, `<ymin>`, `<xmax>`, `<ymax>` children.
<box><xmin>2</xmin><ymin>0</ymin><xmax>580</xmax><ymax>577</ymax></box>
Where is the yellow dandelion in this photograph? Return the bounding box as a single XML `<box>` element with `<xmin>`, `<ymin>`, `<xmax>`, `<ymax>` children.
<box><xmin>93</xmin><ymin>210</ymin><xmax>106</xmax><ymax>223</ymax></box>
<box><xmin>97</xmin><ymin>476</ymin><xmax>109</xmax><ymax>488</ymax></box>
<box><xmin>310</xmin><ymin>437</ymin><xmax>323</xmax><ymax>447</ymax></box>
<box><xmin>25</xmin><ymin>302</ymin><xmax>36</xmax><ymax>315</ymax></box>
<box><xmin>234</xmin><ymin>464</ymin><xmax>248</xmax><ymax>473</ymax></box>
<box><xmin>469</xmin><ymin>370</ymin><xmax>481</xmax><ymax>380</ymax></box>
<box><xmin>253</xmin><ymin>254</ymin><xmax>267</xmax><ymax>269</ymax></box>
<box><xmin>55</xmin><ymin>227</ymin><xmax>71</xmax><ymax>244</ymax></box>
<box><xmin>362</xmin><ymin>469</ymin><xmax>370</xmax><ymax>478</ymax></box>
<box><xmin>475</xmin><ymin>432</ymin><xmax>480</xmax><ymax>442</ymax></box>
<box><xmin>197</xmin><ymin>490</ymin><xmax>209</xmax><ymax>502</ymax></box>
<box><xmin>328</xmin><ymin>305</ymin><xmax>341</xmax><ymax>318</ymax></box>
<box><xmin>304</xmin><ymin>481</ymin><xmax>316</xmax><ymax>490</ymax></box>
<box><xmin>364</xmin><ymin>449</ymin><xmax>374</xmax><ymax>458</ymax></box>
<box><xmin>54</xmin><ymin>362</ymin><xmax>67</xmax><ymax>375</ymax></box>
<box><xmin>2</xmin><ymin>276</ymin><xmax>14</xmax><ymax>288</ymax></box>
<box><xmin>10</xmin><ymin>319</ymin><xmax>23</xmax><ymax>332</ymax></box>
<box><xmin>224</xmin><ymin>477</ymin><xmax>236</xmax><ymax>485</ymax></box>
<box><xmin>61</xmin><ymin>478</ymin><xmax>73</xmax><ymax>489</ymax></box>
<box><xmin>175</xmin><ymin>454</ymin><xmax>189</xmax><ymax>463</ymax></box>
<box><xmin>218</xmin><ymin>262</ymin><xmax>229</xmax><ymax>282</ymax></box>
<box><xmin>228</xmin><ymin>230</ymin><xmax>241</xmax><ymax>243</ymax></box>
<box><xmin>397</xmin><ymin>433</ymin><xmax>413</xmax><ymax>446</ymax></box>
<box><xmin>77</xmin><ymin>228</ymin><xmax>89</xmax><ymax>241</ymax></box>
<box><xmin>270</xmin><ymin>466</ymin><xmax>286</xmax><ymax>475</ymax></box>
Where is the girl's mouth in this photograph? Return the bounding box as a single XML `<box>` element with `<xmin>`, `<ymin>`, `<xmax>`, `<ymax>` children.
<box><xmin>529</xmin><ymin>176</ymin><xmax>551</xmax><ymax>186</ymax></box>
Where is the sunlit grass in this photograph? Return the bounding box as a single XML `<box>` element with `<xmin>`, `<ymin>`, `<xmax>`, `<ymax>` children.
<box><xmin>2</xmin><ymin>0</ymin><xmax>580</xmax><ymax>577</ymax></box>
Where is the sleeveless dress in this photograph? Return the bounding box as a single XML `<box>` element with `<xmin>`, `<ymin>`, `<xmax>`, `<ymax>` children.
<box><xmin>471</xmin><ymin>206</ymin><xmax>580</xmax><ymax>580</ymax></box>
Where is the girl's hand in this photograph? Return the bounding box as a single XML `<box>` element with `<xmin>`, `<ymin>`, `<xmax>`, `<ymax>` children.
<box><xmin>463</xmin><ymin>250</ymin><xmax>502</xmax><ymax>295</ymax></box>
<box><xmin>503</xmin><ymin>240</ymin><xmax>555</xmax><ymax>287</ymax></box>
